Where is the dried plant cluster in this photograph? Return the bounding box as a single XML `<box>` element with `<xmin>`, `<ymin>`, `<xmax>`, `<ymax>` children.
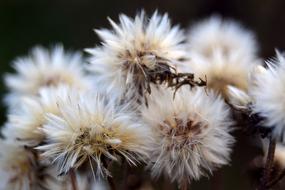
<box><xmin>1</xmin><ymin>11</ymin><xmax>285</xmax><ymax>190</ymax></box>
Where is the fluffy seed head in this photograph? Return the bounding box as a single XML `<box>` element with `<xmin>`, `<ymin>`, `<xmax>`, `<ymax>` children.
<box><xmin>141</xmin><ymin>87</ymin><xmax>234</xmax><ymax>183</ymax></box>
<box><xmin>0</xmin><ymin>140</ymin><xmax>61</xmax><ymax>190</ymax></box>
<box><xmin>5</xmin><ymin>45</ymin><xmax>89</xmax><ymax>108</ymax></box>
<box><xmin>37</xmin><ymin>92</ymin><xmax>151</xmax><ymax>177</ymax></box>
<box><xmin>180</xmin><ymin>16</ymin><xmax>260</xmax><ymax>100</ymax></box>
<box><xmin>3</xmin><ymin>86</ymin><xmax>82</xmax><ymax>146</ymax></box>
<box><xmin>251</xmin><ymin>51</ymin><xmax>285</xmax><ymax>140</ymax></box>
<box><xmin>87</xmin><ymin>11</ymin><xmax>186</xmax><ymax>101</ymax></box>
<box><xmin>187</xmin><ymin>16</ymin><xmax>258</xmax><ymax>58</ymax></box>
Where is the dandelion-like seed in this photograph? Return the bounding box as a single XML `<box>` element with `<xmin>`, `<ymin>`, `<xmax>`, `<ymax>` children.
<box><xmin>5</xmin><ymin>45</ymin><xmax>89</xmax><ymax>107</ymax></box>
<box><xmin>87</xmin><ymin>11</ymin><xmax>204</xmax><ymax>102</ymax></box>
<box><xmin>141</xmin><ymin>87</ymin><xmax>234</xmax><ymax>183</ymax></box>
<box><xmin>0</xmin><ymin>140</ymin><xmax>60</xmax><ymax>190</ymax></box>
<box><xmin>187</xmin><ymin>16</ymin><xmax>258</xmax><ymax>58</ymax></box>
<box><xmin>251</xmin><ymin>51</ymin><xmax>285</xmax><ymax>141</ymax></box>
<box><xmin>3</xmin><ymin>86</ymin><xmax>82</xmax><ymax>146</ymax></box>
<box><xmin>180</xmin><ymin>16</ymin><xmax>260</xmax><ymax>100</ymax></box>
<box><xmin>37</xmin><ymin>92</ymin><xmax>151</xmax><ymax>177</ymax></box>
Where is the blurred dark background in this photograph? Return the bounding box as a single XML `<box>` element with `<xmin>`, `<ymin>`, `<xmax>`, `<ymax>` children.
<box><xmin>1</xmin><ymin>0</ymin><xmax>285</xmax><ymax>189</ymax></box>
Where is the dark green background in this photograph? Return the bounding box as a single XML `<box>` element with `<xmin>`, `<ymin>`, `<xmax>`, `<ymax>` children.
<box><xmin>1</xmin><ymin>0</ymin><xmax>284</xmax><ymax>189</ymax></box>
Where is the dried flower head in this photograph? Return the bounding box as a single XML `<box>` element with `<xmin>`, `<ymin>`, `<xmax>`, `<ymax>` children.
<box><xmin>187</xmin><ymin>15</ymin><xmax>258</xmax><ymax>58</ymax></box>
<box><xmin>3</xmin><ymin>85</ymin><xmax>81</xmax><ymax>146</ymax></box>
<box><xmin>37</xmin><ymin>92</ymin><xmax>151</xmax><ymax>177</ymax></box>
<box><xmin>251</xmin><ymin>51</ymin><xmax>285</xmax><ymax>141</ymax></box>
<box><xmin>5</xmin><ymin>45</ymin><xmax>89</xmax><ymax>108</ymax></box>
<box><xmin>0</xmin><ymin>140</ymin><xmax>61</xmax><ymax>190</ymax></box>
<box><xmin>87</xmin><ymin>11</ymin><xmax>189</xmax><ymax>101</ymax></box>
<box><xmin>141</xmin><ymin>87</ymin><xmax>234</xmax><ymax>183</ymax></box>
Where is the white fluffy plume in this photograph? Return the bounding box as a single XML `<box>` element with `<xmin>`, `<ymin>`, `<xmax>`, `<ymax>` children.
<box><xmin>0</xmin><ymin>140</ymin><xmax>65</xmax><ymax>190</ymax></box>
<box><xmin>187</xmin><ymin>15</ymin><xmax>258</xmax><ymax>59</ymax></box>
<box><xmin>5</xmin><ymin>45</ymin><xmax>90</xmax><ymax>108</ymax></box>
<box><xmin>141</xmin><ymin>87</ymin><xmax>234</xmax><ymax>183</ymax></box>
<box><xmin>37</xmin><ymin>91</ymin><xmax>151</xmax><ymax>177</ymax></box>
<box><xmin>179</xmin><ymin>16</ymin><xmax>260</xmax><ymax>100</ymax></box>
<box><xmin>87</xmin><ymin>11</ymin><xmax>186</xmax><ymax>102</ymax></box>
<box><xmin>251</xmin><ymin>51</ymin><xmax>285</xmax><ymax>141</ymax></box>
<box><xmin>3</xmin><ymin>85</ymin><xmax>83</xmax><ymax>146</ymax></box>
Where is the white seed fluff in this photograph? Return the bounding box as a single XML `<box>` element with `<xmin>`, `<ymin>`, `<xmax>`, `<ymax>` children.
<box><xmin>180</xmin><ymin>16</ymin><xmax>260</xmax><ymax>100</ymax></box>
<box><xmin>87</xmin><ymin>11</ymin><xmax>186</xmax><ymax>101</ymax></box>
<box><xmin>187</xmin><ymin>15</ymin><xmax>258</xmax><ymax>59</ymax></box>
<box><xmin>37</xmin><ymin>92</ymin><xmax>151</xmax><ymax>177</ymax></box>
<box><xmin>141</xmin><ymin>87</ymin><xmax>234</xmax><ymax>183</ymax></box>
<box><xmin>251</xmin><ymin>51</ymin><xmax>285</xmax><ymax>141</ymax></box>
<box><xmin>5</xmin><ymin>45</ymin><xmax>90</xmax><ymax>108</ymax></box>
<box><xmin>3</xmin><ymin>85</ymin><xmax>82</xmax><ymax>146</ymax></box>
<box><xmin>0</xmin><ymin>140</ymin><xmax>63</xmax><ymax>190</ymax></box>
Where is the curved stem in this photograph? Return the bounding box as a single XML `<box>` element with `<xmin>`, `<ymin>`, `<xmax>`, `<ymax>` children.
<box><xmin>258</xmin><ymin>135</ymin><xmax>276</xmax><ymax>190</ymax></box>
<box><xmin>70</xmin><ymin>169</ymin><xmax>78</xmax><ymax>190</ymax></box>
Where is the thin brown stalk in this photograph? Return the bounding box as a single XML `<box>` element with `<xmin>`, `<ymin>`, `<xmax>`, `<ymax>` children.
<box><xmin>122</xmin><ymin>160</ymin><xmax>130</xmax><ymax>190</ymax></box>
<box><xmin>180</xmin><ymin>179</ymin><xmax>189</xmax><ymax>190</ymax></box>
<box><xmin>266</xmin><ymin>169</ymin><xmax>285</xmax><ymax>188</ymax></box>
<box><xmin>107</xmin><ymin>175</ymin><xmax>116</xmax><ymax>190</ymax></box>
<box><xmin>70</xmin><ymin>169</ymin><xmax>78</xmax><ymax>190</ymax></box>
<box><xmin>102</xmin><ymin>158</ymin><xmax>116</xmax><ymax>190</ymax></box>
<box><xmin>258</xmin><ymin>135</ymin><xmax>276</xmax><ymax>190</ymax></box>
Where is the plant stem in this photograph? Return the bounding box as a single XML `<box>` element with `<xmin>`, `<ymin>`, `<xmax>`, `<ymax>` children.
<box><xmin>122</xmin><ymin>160</ymin><xmax>130</xmax><ymax>190</ymax></box>
<box><xmin>102</xmin><ymin>158</ymin><xmax>116</xmax><ymax>190</ymax></box>
<box><xmin>107</xmin><ymin>175</ymin><xmax>116</xmax><ymax>190</ymax></box>
<box><xmin>70</xmin><ymin>169</ymin><xmax>78</xmax><ymax>190</ymax></box>
<box><xmin>266</xmin><ymin>169</ymin><xmax>285</xmax><ymax>188</ymax></box>
<box><xmin>180</xmin><ymin>179</ymin><xmax>189</xmax><ymax>190</ymax></box>
<box><xmin>258</xmin><ymin>135</ymin><xmax>276</xmax><ymax>190</ymax></box>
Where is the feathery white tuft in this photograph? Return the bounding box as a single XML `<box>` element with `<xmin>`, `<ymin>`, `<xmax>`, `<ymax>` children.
<box><xmin>0</xmin><ymin>140</ymin><xmax>64</xmax><ymax>190</ymax></box>
<box><xmin>187</xmin><ymin>16</ymin><xmax>258</xmax><ymax>59</ymax></box>
<box><xmin>3</xmin><ymin>85</ymin><xmax>82</xmax><ymax>146</ymax></box>
<box><xmin>179</xmin><ymin>16</ymin><xmax>260</xmax><ymax>99</ymax></box>
<box><xmin>141</xmin><ymin>87</ymin><xmax>234</xmax><ymax>183</ymax></box>
<box><xmin>37</xmin><ymin>92</ymin><xmax>151</xmax><ymax>177</ymax></box>
<box><xmin>5</xmin><ymin>45</ymin><xmax>90</xmax><ymax>108</ymax></box>
<box><xmin>87</xmin><ymin>11</ymin><xmax>186</xmax><ymax>101</ymax></box>
<box><xmin>251</xmin><ymin>51</ymin><xmax>285</xmax><ymax>140</ymax></box>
